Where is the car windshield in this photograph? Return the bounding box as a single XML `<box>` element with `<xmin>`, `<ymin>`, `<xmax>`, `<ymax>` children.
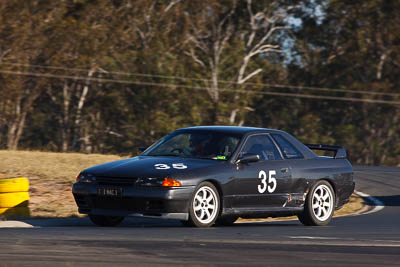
<box><xmin>142</xmin><ymin>131</ymin><xmax>242</xmax><ymax>160</ymax></box>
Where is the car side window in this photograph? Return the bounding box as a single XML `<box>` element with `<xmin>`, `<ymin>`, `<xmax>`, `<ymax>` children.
<box><xmin>271</xmin><ymin>134</ymin><xmax>304</xmax><ymax>159</ymax></box>
<box><xmin>239</xmin><ymin>135</ymin><xmax>282</xmax><ymax>161</ymax></box>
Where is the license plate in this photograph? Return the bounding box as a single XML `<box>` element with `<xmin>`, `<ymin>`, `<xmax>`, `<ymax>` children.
<box><xmin>97</xmin><ymin>187</ymin><xmax>123</xmax><ymax>197</ymax></box>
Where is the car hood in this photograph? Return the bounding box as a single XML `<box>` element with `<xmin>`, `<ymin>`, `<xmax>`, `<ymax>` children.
<box><xmin>83</xmin><ymin>156</ymin><xmax>226</xmax><ymax>178</ymax></box>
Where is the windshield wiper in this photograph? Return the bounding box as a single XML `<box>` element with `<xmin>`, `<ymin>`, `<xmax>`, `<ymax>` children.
<box><xmin>197</xmin><ymin>156</ymin><xmax>218</xmax><ymax>160</ymax></box>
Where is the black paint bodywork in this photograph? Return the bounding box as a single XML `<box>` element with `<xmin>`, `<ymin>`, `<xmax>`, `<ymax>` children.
<box><xmin>72</xmin><ymin>126</ymin><xmax>355</xmax><ymax>221</ymax></box>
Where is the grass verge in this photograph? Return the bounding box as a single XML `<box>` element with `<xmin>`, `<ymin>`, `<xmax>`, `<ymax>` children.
<box><xmin>0</xmin><ymin>150</ymin><xmax>125</xmax><ymax>218</ymax></box>
<box><xmin>0</xmin><ymin>150</ymin><xmax>366</xmax><ymax>221</ymax></box>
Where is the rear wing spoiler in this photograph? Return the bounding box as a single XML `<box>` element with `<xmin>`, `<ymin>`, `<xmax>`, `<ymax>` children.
<box><xmin>305</xmin><ymin>144</ymin><xmax>347</xmax><ymax>159</ymax></box>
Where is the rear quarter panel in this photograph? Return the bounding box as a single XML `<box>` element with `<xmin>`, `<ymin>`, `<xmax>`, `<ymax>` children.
<box><xmin>289</xmin><ymin>157</ymin><xmax>354</xmax><ymax>208</ymax></box>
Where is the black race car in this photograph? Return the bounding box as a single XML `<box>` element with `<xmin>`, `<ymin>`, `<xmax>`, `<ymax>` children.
<box><xmin>72</xmin><ymin>126</ymin><xmax>354</xmax><ymax>227</ymax></box>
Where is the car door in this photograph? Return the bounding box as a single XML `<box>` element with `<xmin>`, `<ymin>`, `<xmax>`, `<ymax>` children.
<box><xmin>270</xmin><ymin>133</ymin><xmax>306</xmax><ymax>196</ymax></box>
<box><xmin>232</xmin><ymin>134</ymin><xmax>292</xmax><ymax>209</ymax></box>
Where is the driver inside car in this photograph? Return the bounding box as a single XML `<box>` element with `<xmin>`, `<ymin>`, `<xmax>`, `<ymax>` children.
<box><xmin>189</xmin><ymin>134</ymin><xmax>210</xmax><ymax>156</ymax></box>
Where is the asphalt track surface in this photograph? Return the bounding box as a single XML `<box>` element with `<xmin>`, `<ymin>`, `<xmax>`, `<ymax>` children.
<box><xmin>1</xmin><ymin>166</ymin><xmax>400</xmax><ymax>266</ymax></box>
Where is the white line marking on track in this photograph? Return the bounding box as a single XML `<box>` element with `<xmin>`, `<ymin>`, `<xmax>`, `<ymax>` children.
<box><xmin>289</xmin><ymin>236</ymin><xmax>341</xmax><ymax>240</ymax></box>
<box><xmin>133</xmin><ymin>237</ymin><xmax>400</xmax><ymax>247</ymax></box>
<box><xmin>287</xmin><ymin>236</ymin><xmax>400</xmax><ymax>247</ymax></box>
<box><xmin>355</xmin><ymin>190</ymin><xmax>385</xmax><ymax>215</ymax></box>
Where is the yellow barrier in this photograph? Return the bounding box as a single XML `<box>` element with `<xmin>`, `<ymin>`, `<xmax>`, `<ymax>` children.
<box><xmin>0</xmin><ymin>177</ymin><xmax>29</xmax><ymax>193</ymax></box>
<box><xmin>0</xmin><ymin>192</ymin><xmax>29</xmax><ymax>208</ymax></box>
<box><xmin>0</xmin><ymin>177</ymin><xmax>30</xmax><ymax>216</ymax></box>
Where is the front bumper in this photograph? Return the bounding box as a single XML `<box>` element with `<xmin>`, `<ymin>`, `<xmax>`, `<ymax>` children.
<box><xmin>72</xmin><ymin>182</ymin><xmax>195</xmax><ymax>220</ymax></box>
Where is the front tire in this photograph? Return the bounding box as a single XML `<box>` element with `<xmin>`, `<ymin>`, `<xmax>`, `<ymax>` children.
<box><xmin>187</xmin><ymin>182</ymin><xmax>220</xmax><ymax>227</ymax></box>
<box><xmin>215</xmin><ymin>216</ymin><xmax>238</xmax><ymax>226</ymax></box>
<box><xmin>298</xmin><ymin>180</ymin><xmax>335</xmax><ymax>226</ymax></box>
<box><xmin>89</xmin><ymin>214</ymin><xmax>124</xmax><ymax>227</ymax></box>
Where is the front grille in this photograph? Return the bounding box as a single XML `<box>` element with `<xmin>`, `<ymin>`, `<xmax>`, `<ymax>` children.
<box><xmin>147</xmin><ymin>200</ymin><xmax>164</xmax><ymax>210</ymax></box>
<box><xmin>74</xmin><ymin>195</ymin><xmax>89</xmax><ymax>208</ymax></box>
<box><xmin>93</xmin><ymin>197</ymin><xmax>147</xmax><ymax>211</ymax></box>
<box><xmin>95</xmin><ymin>176</ymin><xmax>137</xmax><ymax>186</ymax></box>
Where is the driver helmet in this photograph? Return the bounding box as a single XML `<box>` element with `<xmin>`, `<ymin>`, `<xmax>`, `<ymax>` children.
<box><xmin>189</xmin><ymin>134</ymin><xmax>209</xmax><ymax>153</ymax></box>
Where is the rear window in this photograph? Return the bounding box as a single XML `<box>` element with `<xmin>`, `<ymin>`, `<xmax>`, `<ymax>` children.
<box><xmin>271</xmin><ymin>134</ymin><xmax>303</xmax><ymax>159</ymax></box>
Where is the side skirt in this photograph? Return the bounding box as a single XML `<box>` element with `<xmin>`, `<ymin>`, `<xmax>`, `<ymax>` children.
<box><xmin>221</xmin><ymin>207</ymin><xmax>303</xmax><ymax>219</ymax></box>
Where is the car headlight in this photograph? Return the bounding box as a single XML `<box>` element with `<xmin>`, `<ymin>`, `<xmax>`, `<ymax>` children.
<box><xmin>136</xmin><ymin>177</ymin><xmax>181</xmax><ymax>187</ymax></box>
<box><xmin>136</xmin><ymin>177</ymin><xmax>164</xmax><ymax>187</ymax></box>
<box><xmin>76</xmin><ymin>173</ymin><xmax>96</xmax><ymax>183</ymax></box>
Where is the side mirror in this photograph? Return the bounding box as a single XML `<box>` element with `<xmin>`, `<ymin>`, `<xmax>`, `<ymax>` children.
<box><xmin>235</xmin><ymin>154</ymin><xmax>260</xmax><ymax>164</ymax></box>
<box><xmin>138</xmin><ymin>146</ymin><xmax>147</xmax><ymax>153</ymax></box>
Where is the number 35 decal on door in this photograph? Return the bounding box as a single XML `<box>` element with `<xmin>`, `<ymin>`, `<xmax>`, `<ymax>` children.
<box><xmin>258</xmin><ymin>170</ymin><xmax>277</xmax><ymax>193</ymax></box>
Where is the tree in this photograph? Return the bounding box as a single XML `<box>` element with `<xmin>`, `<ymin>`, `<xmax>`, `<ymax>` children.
<box><xmin>184</xmin><ymin>0</ymin><xmax>289</xmax><ymax>124</ymax></box>
<box><xmin>0</xmin><ymin>0</ymin><xmax>55</xmax><ymax>149</ymax></box>
<box><xmin>286</xmin><ymin>0</ymin><xmax>400</xmax><ymax>165</ymax></box>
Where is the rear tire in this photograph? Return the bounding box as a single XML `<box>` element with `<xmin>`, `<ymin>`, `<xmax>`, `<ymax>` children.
<box><xmin>298</xmin><ymin>180</ymin><xmax>335</xmax><ymax>226</ymax></box>
<box><xmin>89</xmin><ymin>214</ymin><xmax>124</xmax><ymax>227</ymax></box>
<box><xmin>187</xmin><ymin>182</ymin><xmax>220</xmax><ymax>227</ymax></box>
<box><xmin>180</xmin><ymin>220</ymin><xmax>194</xmax><ymax>227</ymax></box>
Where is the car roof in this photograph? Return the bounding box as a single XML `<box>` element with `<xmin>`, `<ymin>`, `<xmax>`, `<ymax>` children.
<box><xmin>179</xmin><ymin>126</ymin><xmax>284</xmax><ymax>135</ymax></box>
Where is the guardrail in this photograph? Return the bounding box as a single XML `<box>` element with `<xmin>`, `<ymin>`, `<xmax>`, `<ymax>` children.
<box><xmin>0</xmin><ymin>177</ymin><xmax>30</xmax><ymax>217</ymax></box>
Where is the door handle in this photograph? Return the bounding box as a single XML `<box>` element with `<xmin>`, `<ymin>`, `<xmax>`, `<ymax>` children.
<box><xmin>280</xmin><ymin>167</ymin><xmax>289</xmax><ymax>173</ymax></box>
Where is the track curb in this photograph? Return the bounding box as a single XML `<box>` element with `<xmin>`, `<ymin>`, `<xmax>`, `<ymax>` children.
<box><xmin>0</xmin><ymin>220</ymin><xmax>33</xmax><ymax>228</ymax></box>
<box><xmin>354</xmin><ymin>190</ymin><xmax>384</xmax><ymax>215</ymax></box>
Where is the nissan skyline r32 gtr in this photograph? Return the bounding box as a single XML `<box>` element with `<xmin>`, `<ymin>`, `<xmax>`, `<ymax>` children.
<box><xmin>72</xmin><ymin>126</ymin><xmax>355</xmax><ymax>227</ymax></box>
